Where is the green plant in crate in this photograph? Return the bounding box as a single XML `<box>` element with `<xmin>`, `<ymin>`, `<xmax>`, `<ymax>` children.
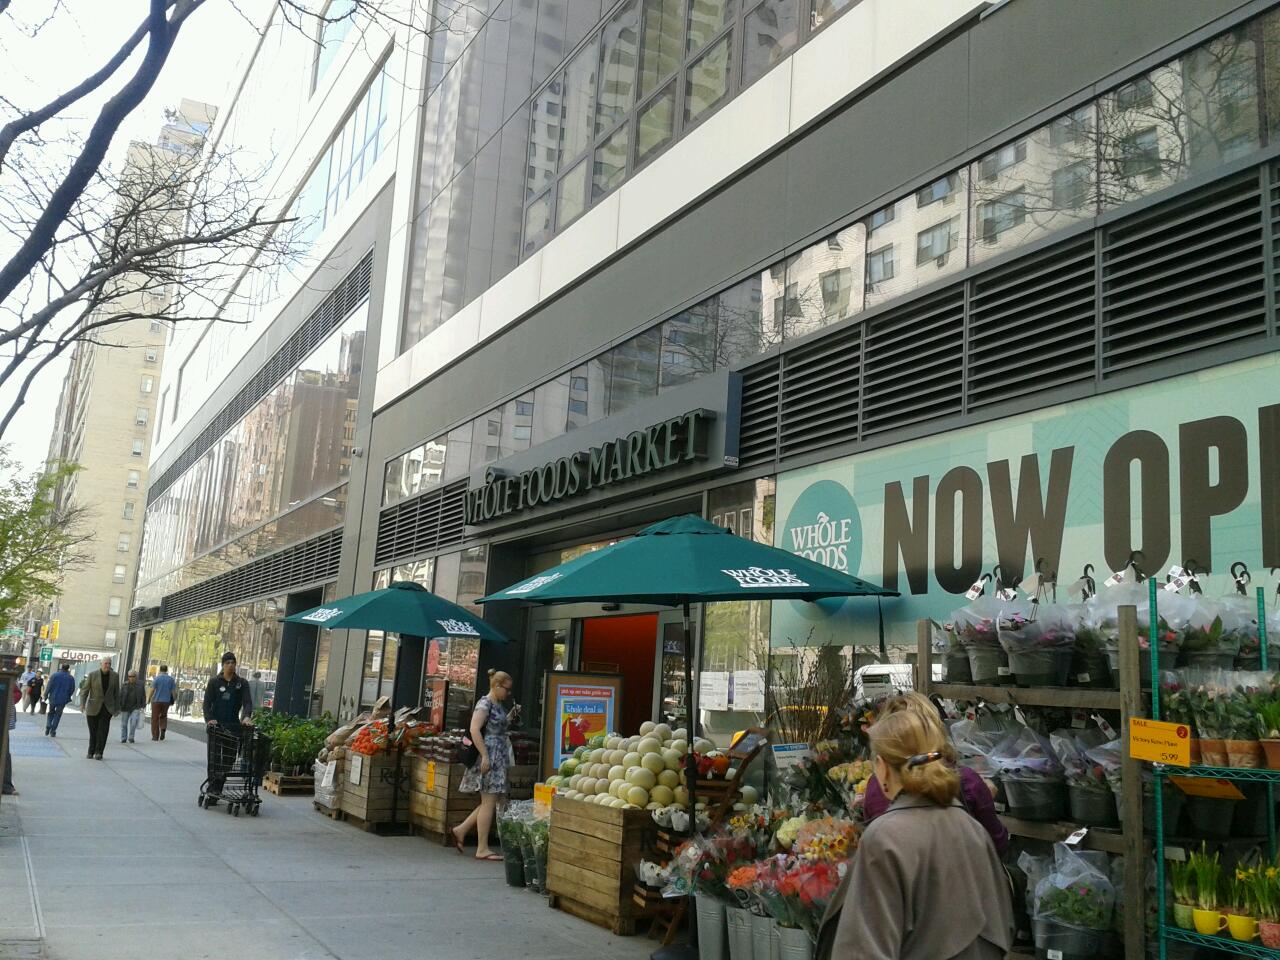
<box><xmin>1188</xmin><ymin>846</ymin><xmax>1222</xmax><ymax>911</ymax></box>
<box><xmin>1036</xmin><ymin>879</ymin><xmax>1110</xmax><ymax>930</ymax></box>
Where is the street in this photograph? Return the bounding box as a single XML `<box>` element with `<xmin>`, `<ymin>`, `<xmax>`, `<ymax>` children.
<box><xmin>0</xmin><ymin>709</ymin><xmax>654</xmax><ymax>960</ymax></box>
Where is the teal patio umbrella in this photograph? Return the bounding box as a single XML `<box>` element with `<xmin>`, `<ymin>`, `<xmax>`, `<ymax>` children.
<box><xmin>479</xmin><ymin>513</ymin><xmax>895</xmax><ymax>783</ymax></box>
<box><xmin>285</xmin><ymin>580</ymin><xmax>510</xmax><ymax>643</ymax></box>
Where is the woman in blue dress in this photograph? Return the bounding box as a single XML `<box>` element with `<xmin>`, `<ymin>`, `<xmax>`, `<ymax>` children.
<box><xmin>453</xmin><ymin>669</ymin><xmax>519</xmax><ymax>860</ymax></box>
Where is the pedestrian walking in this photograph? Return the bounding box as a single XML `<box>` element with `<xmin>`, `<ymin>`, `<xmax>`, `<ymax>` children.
<box><xmin>23</xmin><ymin>673</ymin><xmax>43</xmax><ymax>712</ymax></box>
<box><xmin>818</xmin><ymin>709</ymin><xmax>1014</xmax><ymax>960</ymax></box>
<box><xmin>3</xmin><ymin>679</ymin><xmax>18</xmax><ymax>796</ymax></box>
<box><xmin>43</xmin><ymin>663</ymin><xmax>75</xmax><ymax>737</ymax></box>
<box><xmin>148</xmin><ymin>665</ymin><xmax>176</xmax><ymax>741</ymax></box>
<box><xmin>118</xmin><ymin>670</ymin><xmax>145</xmax><ymax>744</ymax></box>
<box><xmin>202</xmin><ymin>652</ymin><xmax>252</xmax><ymax>798</ymax></box>
<box><xmin>79</xmin><ymin>657</ymin><xmax>120</xmax><ymax>759</ymax></box>
<box><xmin>451</xmin><ymin>669</ymin><xmax>520</xmax><ymax>861</ymax></box>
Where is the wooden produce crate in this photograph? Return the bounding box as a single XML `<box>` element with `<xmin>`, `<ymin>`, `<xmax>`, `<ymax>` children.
<box><xmin>340</xmin><ymin>750</ymin><xmax>410</xmax><ymax>825</ymax></box>
<box><xmin>263</xmin><ymin>771</ymin><xmax>315</xmax><ymax>796</ymax></box>
<box><xmin>546</xmin><ymin>795</ymin><xmax>656</xmax><ymax>936</ymax></box>
<box><xmin>408</xmin><ymin>756</ymin><xmax>476</xmax><ymax>842</ymax></box>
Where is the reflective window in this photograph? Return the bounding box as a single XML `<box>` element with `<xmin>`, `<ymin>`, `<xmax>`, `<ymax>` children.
<box><xmin>636</xmin><ymin>82</ymin><xmax>677</xmax><ymax>165</ymax></box>
<box><xmin>562</xmin><ymin>39</ymin><xmax>600</xmax><ymax>164</ymax></box>
<box><xmin>781</xmin><ymin>222</ymin><xmax>865</xmax><ymax>340</ymax></box>
<box><xmin>523</xmin><ymin>191</ymin><xmax>552</xmax><ymax>254</ymax></box>
<box><xmin>717</xmin><ymin>272</ymin><xmax>774</xmax><ymax>366</ymax></box>
<box><xmin>686</xmin><ymin>32</ymin><xmax>732</xmax><ymax>124</ymax></box>
<box><xmin>604</xmin><ymin>329</ymin><xmax>661</xmax><ymax>415</ymax></box>
<box><xmin>314</xmin><ymin>0</ymin><xmax>357</xmax><ymax>90</ymax></box>
<box><xmin>916</xmin><ymin>217</ymin><xmax>959</xmax><ymax>264</ymax></box>
<box><xmin>593</xmin><ymin>124</ymin><xmax>629</xmax><ymax>199</ymax></box>
<box><xmin>742</xmin><ymin>0</ymin><xmax>800</xmax><ymax>88</ymax></box>
<box><xmin>916</xmin><ymin>173</ymin><xmax>961</xmax><ymax>208</ymax></box>
<box><xmin>598</xmin><ymin>2</ymin><xmax>640</xmax><ymax>137</ymax></box>
<box><xmin>533</xmin><ymin>376</ymin><xmax>570</xmax><ymax>443</ymax></box>
<box><xmin>557</xmin><ymin>159</ymin><xmax>588</xmax><ymax>228</ymax></box>
<box><xmin>528</xmin><ymin>80</ymin><xmax>563</xmax><ymax>196</ymax></box>
<box><xmin>660</xmin><ymin>304</ymin><xmax>717</xmax><ymax>391</ymax></box>
<box><xmin>566</xmin><ymin>358</ymin><xmax>609</xmax><ymax>431</ymax></box>
<box><xmin>687</xmin><ymin>0</ymin><xmax>735</xmax><ymax>55</ymax></box>
<box><xmin>639</xmin><ymin>0</ymin><xmax>683</xmax><ymax>97</ymax></box>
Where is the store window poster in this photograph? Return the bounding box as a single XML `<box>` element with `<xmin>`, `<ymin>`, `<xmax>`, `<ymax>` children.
<box><xmin>541</xmin><ymin>672</ymin><xmax>623</xmax><ymax>777</ymax></box>
<box><xmin>773</xmin><ymin>354</ymin><xmax>1280</xmax><ymax>647</ymax></box>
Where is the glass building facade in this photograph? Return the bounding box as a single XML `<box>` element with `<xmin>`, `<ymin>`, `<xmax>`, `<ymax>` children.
<box><xmin>384</xmin><ymin>8</ymin><xmax>1280</xmax><ymax>509</ymax></box>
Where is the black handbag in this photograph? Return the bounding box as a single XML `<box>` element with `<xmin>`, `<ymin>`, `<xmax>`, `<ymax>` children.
<box><xmin>459</xmin><ymin>735</ymin><xmax>480</xmax><ymax>768</ymax></box>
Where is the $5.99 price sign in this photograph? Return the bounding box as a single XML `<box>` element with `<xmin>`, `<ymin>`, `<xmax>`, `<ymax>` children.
<box><xmin>1128</xmin><ymin>717</ymin><xmax>1190</xmax><ymax>766</ymax></box>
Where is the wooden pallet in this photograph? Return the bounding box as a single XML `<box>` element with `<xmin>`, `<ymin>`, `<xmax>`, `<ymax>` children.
<box><xmin>313</xmin><ymin>801</ymin><xmax>343</xmax><ymax>820</ymax></box>
<box><xmin>263</xmin><ymin>772</ymin><xmax>315</xmax><ymax>796</ymax></box>
<box><xmin>548</xmin><ymin>892</ymin><xmax>639</xmax><ymax>936</ymax></box>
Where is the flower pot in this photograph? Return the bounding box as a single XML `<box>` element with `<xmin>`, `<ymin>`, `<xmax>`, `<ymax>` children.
<box><xmin>1236</xmin><ymin>643</ymin><xmax>1280</xmax><ymax>671</ymax></box>
<box><xmin>726</xmin><ymin>906</ymin><xmax>754</xmax><ymax>960</ymax></box>
<box><xmin>1143</xmin><ymin>781</ymin><xmax>1185</xmax><ymax>836</ymax></box>
<box><xmin>751</xmin><ymin>912</ymin><xmax>780</xmax><ymax>960</ymax></box>
<box><xmin>1227</xmin><ymin>913</ymin><xmax>1259</xmax><ymax>942</ymax></box>
<box><xmin>502</xmin><ymin>845</ymin><xmax>525</xmax><ymax>887</ymax></box>
<box><xmin>1032</xmin><ymin>919</ymin><xmax>1105</xmax><ymax>960</ymax></box>
<box><xmin>1260</xmin><ymin>919</ymin><xmax>1280</xmax><ymax>948</ymax></box>
<box><xmin>1192</xmin><ymin>908</ymin><xmax>1227</xmax><ymax>936</ymax></box>
<box><xmin>1233</xmin><ymin>783</ymin><xmax>1269</xmax><ymax>837</ymax></box>
<box><xmin>520</xmin><ymin>840</ymin><xmax>542</xmax><ymax>892</ymax></box>
<box><xmin>1172</xmin><ymin>901</ymin><xmax>1195</xmax><ymax>930</ymax></box>
<box><xmin>1184</xmin><ymin>650</ymin><xmax>1236</xmax><ymax>670</ymax></box>
<box><xmin>966</xmin><ymin>646</ymin><xmax>1004</xmax><ymax>685</ymax></box>
<box><xmin>1003</xmin><ymin>777</ymin><xmax>1067</xmax><ymax>822</ymax></box>
<box><xmin>1007</xmin><ymin>648</ymin><xmax>1073</xmax><ymax>687</ymax></box>
<box><xmin>1189</xmin><ymin>738</ymin><xmax>1202</xmax><ymax>766</ymax></box>
<box><xmin>943</xmin><ymin>650</ymin><xmax>972</xmax><ymax>683</ymax></box>
<box><xmin>1070</xmin><ymin>649</ymin><xmax>1114</xmax><ymax>689</ymax></box>
<box><xmin>776</xmin><ymin>926</ymin><xmax>813</xmax><ymax>960</ymax></box>
<box><xmin>1185</xmin><ymin>795</ymin><xmax>1235</xmax><ymax>840</ymax></box>
<box><xmin>1260</xmin><ymin>739</ymin><xmax>1280</xmax><ymax>770</ymax></box>
<box><xmin>1068</xmin><ymin>783</ymin><xmax>1117</xmax><ymax>827</ymax></box>
<box><xmin>1198</xmin><ymin>738</ymin><xmax>1228</xmax><ymax>767</ymax></box>
<box><xmin>696</xmin><ymin>896</ymin><xmax>728</xmax><ymax>960</ymax></box>
<box><xmin>1225</xmin><ymin>738</ymin><xmax>1263</xmax><ymax>769</ymax></box>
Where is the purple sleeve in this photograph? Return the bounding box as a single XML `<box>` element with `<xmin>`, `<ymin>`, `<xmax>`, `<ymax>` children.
<box><xmin>960</xmin><ymin>766</ymin><xmax>1009</xmax><ymax>857</ymax></box>
<box><xmin>862</xmin><ymin>773</ymin><xmax>890</xmax><ymax>821</ymax></box>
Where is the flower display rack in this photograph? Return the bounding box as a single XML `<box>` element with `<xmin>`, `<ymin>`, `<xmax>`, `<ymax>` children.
<box><xmin>917</xmin><ymin>609</ymin><xmax>1147</xmax><ymax>959</ymax></box>
<box><xmin>1151</xmin><ymin>583</ymin><xmax>1278</xmax><ymax>960</ymax></box>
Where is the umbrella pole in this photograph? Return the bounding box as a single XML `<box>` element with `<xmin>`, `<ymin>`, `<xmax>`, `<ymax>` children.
<box><xmin>389</xmin><ymin>636</ymin><xmax>401</xmax><ymax>831</ymax></box>
<box><xmin>682</xmin><ymin>600</ymin><xmax>698</xmax><ymax>951</ymax></box>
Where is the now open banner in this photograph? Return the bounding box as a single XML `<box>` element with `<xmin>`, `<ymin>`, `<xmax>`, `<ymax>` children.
<box><xmin>772</xmin><ymin>354</ymin><xmax>1280</xmax><ymax>648</ymax></box>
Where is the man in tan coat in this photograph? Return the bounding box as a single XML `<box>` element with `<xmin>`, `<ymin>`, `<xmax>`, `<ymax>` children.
<box><xmin>79</xmin><ymin>658</ymin><xmax>120</xmax><ymax>760</ymax></box>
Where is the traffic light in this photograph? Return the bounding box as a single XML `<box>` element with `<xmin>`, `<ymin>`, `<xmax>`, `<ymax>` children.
<box><xmin>50</xmin><ymin>620</ymin><xmax>59</xmax><ymax>641</ymax></box>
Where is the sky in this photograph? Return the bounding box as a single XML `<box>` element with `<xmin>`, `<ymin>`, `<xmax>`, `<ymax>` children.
<box><xmin>1</xmin><ymin>0</ymin><xmax>256</xmax><ymax>473</ymax></box>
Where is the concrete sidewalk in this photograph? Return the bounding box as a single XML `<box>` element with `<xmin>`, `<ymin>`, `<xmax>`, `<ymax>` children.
<box><xmin>0</xmin><ymin>709</ymin><xmax>654</xmax><ymax>960</ymax></box>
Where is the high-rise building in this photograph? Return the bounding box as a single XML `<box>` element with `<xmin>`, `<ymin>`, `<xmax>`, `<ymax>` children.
<box><xmin>129</xmin><ymin>0</ymin><xmax>1280</xmax><ymax>757</ymax></box>
<box><xmin>38</xmin><ymin>101</ymin><xmax>216</xmax><ymax>664</ymax></box>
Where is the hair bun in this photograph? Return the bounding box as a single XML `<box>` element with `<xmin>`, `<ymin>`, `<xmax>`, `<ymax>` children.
<box><xmin>487</xmin><ymin>668</ymin><xmax>496</xmax><ymax>678</ymax></box>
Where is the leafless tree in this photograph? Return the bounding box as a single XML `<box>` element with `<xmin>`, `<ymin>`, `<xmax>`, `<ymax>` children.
<box><xmin>0</xmin><ymin>0</ymin><xmax>485</xmax><ymax>441</ymax></box>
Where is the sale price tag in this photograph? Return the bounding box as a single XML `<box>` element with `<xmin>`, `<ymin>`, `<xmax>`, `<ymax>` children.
<box><xmin>1170</xmin><ymin>777</ymin><xmax>1245</xmax><ymax>800</ymax></box>
<box><xmin>1128</xmin><ymin>717</ymin><xmax>1190</xmax><ymax>766</ymax></box>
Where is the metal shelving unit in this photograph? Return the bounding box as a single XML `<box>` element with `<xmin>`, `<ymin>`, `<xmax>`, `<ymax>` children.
<box><xmin>918</xmin><ymin>614</ymin><xmax>1147</xmax><ymax>958</ymax></box>
<box><xmin>1151</xmin><ymin>581</ymin><xmax>1276</xmax><ymax>960</ymax></box>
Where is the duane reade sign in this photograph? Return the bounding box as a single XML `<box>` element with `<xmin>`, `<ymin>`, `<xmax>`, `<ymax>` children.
<box><xmin>465</xmin><ymin>409</ymin><xmax>714</xmax><ymax>524</ymax></box>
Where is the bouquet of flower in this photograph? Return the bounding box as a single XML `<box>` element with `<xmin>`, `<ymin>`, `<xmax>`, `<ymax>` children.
<box><xmin>775</xmin><ymin>815</ymin><xmax>808</xmax><ymax>850</ymax></box>
<box><xmin>726</xmin><ymin>862</ymin><xmax>764</xmax><ymax>910</ymax></box>
<box><xmin>726</xmin><ymin>805</ymin><xmax>779</xmax><ymax>856</ymax></box>
<box><xmin>666</xmin><ymin>832</ymin><xmax>753</xmax><ymax>902</ymax></box>
<box><xmin>766</xmin><ymin>856</ymin><xmax>846</xmax><ymax>938</ymax></box>
<box><xmin>827</xmin><ymin>760</ymin><xmax>874</xmax><ymax>820</ymax></box>
<box><xmin>780</xmin><ymin>741</ymin><xmax>851</xmax><ymax>814</ymax></box>
<box><xmin>793</xmin><ymin>816</ymin><xmax>860</xmax><ymax>862</ymax></box>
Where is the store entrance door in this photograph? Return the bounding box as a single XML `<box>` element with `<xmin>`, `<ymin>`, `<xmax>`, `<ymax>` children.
<box><xmin>579</xmin><ymin>614</ymin><xmax>658</xmax><ymax>738</ymax></box>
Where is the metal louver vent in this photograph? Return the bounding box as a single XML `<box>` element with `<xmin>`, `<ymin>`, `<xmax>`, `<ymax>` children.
<box><xmin>735</xmin><ymin>359</ymin><xmax>780</xmax><ymax>467</ymax></box>
<box><xmin>967</xmin><ymin>235</ymin><xmax>1097</xmax><ymax>409</ymax></box>
<box><xmin>1268</xmin><ymin>161</ymin><xmax>1280</xmax><ymax>337</ymax></box>
<box><xmin>861</xmin><ymin>285</ymin><xmax>965</xmax><ymax>436</ymax></box>
<box><xmin>780</xmin><ymin>323</ymin><xmax>860</xmax><ymax>459</ymax></box>
<box><xmin>159</xmin><ymin>528</ymin><xmax>342</xmax><ymax>620</ymax></box>
<box><xmin>147</xmin><ymin>250</ymin><xmax>374</xmax><ymax>506</ymax></box>
<box><xmin>1101</xmin><ymin>169</ymin><xmax>1266</xmax><ymax>375</ymax></box>
<box><xmin>374</xmin><ymin>479</ymin><xmax>468</xmax><ymax>568</ymax></box>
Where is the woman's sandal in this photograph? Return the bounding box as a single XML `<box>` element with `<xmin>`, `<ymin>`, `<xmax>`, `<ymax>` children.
<box><xmin>476</xmin><ymin>853</ymin><xmax>503</xmax><ymax>861</ymax></box>
<box><xmin>452</xmin><ymin>831</ymin><xmax>465</xmax><ymax>855</ymax></box>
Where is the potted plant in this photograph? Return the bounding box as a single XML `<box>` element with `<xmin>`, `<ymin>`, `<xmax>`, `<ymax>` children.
<box><xmin>1257</xmin><ymin>697</ymin><xmax>1280</xmax><ymax>770</ymax></box>
<box><xmin>1034</xmin><ymin>878</ymin><xmax>1111</xmax><ymax>958</ymax></box>
<box><xmin>998</xmin><ymin>609</ymin><xmax>1074</xmax><ymax>687</ymax></box>
<box><xmin>1189</xmin><ymin>681</ymin><xmax>1233</xmax><ymax>768</ymax></box>
<box><xmin>937</xmin><ymin>622</ymin><xmax>971</xmax><ymax>683</ymax></box>
<box><xmin>1162</xmin><ymin>677</ymin><xmax>1202</xmax><ymax>765</ymax></box>
<box><xmin>1189</xmin><ymin>846</ymin><xmax>1227</xmax><ymax>937</ymax></box>
<box><xmin>1051</xmin><ymin>732</ymin><xmax>1115</xmax><ymax>827</ymax></box>
<box><xmin>1169</xmin><ymin>858</ymin><xmax>1195</xmax><ymax>930</ymax></box>
<box><xmin>1183</xmin><ymin>611</ymin><xmax>1242</xmax><ymax>670</ymax></box>
<box><xmin>1255</xmin><ymin>866</ymin><xmax>1280</xmax><ymax>948</ymax></box>
<box><xmin>1071</xmin><ymin>617</ymin><xmax>1113</xmax><ymax>690</ymax></box>
<box><xmin>1225</xmin><ymin>867</ymin><xmax>1260</xmax><ymax>942</ymax></box>
<box><xmin>957</xmin><ymin>615</ymin><xmax>1008</xmax><ymax>685</ymax></box>
<box><xmin>497</xmin><ymin>815</ymin><xmax>526</xmax><ymax>887</ymax></box>
<box><xmin>993</xmin><ymin>728</ymin><xmax>1067</xmax><ymax>822</ymax></box>
<box><xmin>1221</xmin><ymin>682</ymin><xmax>1264</xmax><ymax>769</ymax></box>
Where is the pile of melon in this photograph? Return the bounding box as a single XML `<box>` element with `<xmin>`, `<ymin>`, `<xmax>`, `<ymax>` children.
<box><xmin>542</xmin><ymin>721</ymin><xmax>717</xmax><ymax>811</ymax></box>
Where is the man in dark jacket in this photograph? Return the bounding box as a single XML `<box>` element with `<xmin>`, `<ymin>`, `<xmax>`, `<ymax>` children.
<box><xmin>44</xmin><ymin>663</ymin><xmax>75</xmax><ymax>737</ymax></box>
<box><xmin>118</xmin><ymin>670</ymin><xmax>146</xmax><ymax>744</ymax></box>
<box><xmin>203</xmin><ymin>653</ymin><xmax>253</xmax><ymax>797</ymax></box>
<box><xmin>79</xmin><ymin>657</ymin><xmax>120</xmax><ymax>759</ymax></box>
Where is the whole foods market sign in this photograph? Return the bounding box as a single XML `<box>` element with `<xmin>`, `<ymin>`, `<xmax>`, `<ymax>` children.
<box><xmin>465</xmin><ymin>409</ymin><xmax>713</xmax><ymax>524</ymax></box>
<box><xmin>772</xmin><ymin>354</ymin><xmax>1280</xmax><ymax>647</ymax></box>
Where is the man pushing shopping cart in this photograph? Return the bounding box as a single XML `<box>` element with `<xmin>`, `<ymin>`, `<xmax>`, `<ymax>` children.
<box><xmin>199</xmin><ymin>652</ymin><xmax>268</xmax><ymax>816</ymax></box>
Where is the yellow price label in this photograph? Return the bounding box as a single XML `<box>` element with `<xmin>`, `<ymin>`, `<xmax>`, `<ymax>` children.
<box><xmin>426</xmin><ymin>760</ymin><xmax>436</xmax><ymax>792</ymax></box>
<box><xmin>1170</xmin><ymin>776</ymin><xmax>1245</xmax><ymax>800</ymax></box>
<box><xmin>1128</xmin><ymin>717</ymin><xmax>1190</xmax><ymax>766</ymax></box>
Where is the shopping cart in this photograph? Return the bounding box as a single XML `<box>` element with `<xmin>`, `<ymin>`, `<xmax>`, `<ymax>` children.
<box><xmin>198</xmin><ymin>724</ymin><xmax>270</xmax><ymax>816</ymax></box>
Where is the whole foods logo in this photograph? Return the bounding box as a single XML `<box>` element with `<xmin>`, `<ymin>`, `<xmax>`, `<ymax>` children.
<box><xmin>436</xmin><ymin>619</ymin><xmax>480</xmax><ymax>637</ymax></box>
<box><xmin>721</xmin><ymin>567</ymin><xmax>810</xmax><ymax>588</ymax></box>
<box><xmin>507</xmin><ymin>572</ymin><xmax>562</xmax><ymax>595</ymax></box>
<box><xmin>302</xmin><ymin>607</ymin><xmax>344</xmax><ymax>624</ymax></box>
<box><xmin>782</xmin><ymin>480</ymin><xmax>862</xmax><ymax>576</ymax></box>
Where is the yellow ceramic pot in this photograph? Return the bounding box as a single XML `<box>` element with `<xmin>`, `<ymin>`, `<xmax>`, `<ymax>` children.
<box><xmin>1227</xmin><ymin>914</ymin><xmax>1259</xmax><ymax>942</ymax></box>
<box><xmin>1193</xmin><ymin>908</ymin><xmax>1226</xmax><ymax>936</ymax></box>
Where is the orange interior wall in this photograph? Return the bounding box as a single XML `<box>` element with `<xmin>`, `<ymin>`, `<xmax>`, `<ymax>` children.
<box><xmin>580</xmin><ymin>613</ymin><xmax>658</xmax><ymax>737</ymax></box>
